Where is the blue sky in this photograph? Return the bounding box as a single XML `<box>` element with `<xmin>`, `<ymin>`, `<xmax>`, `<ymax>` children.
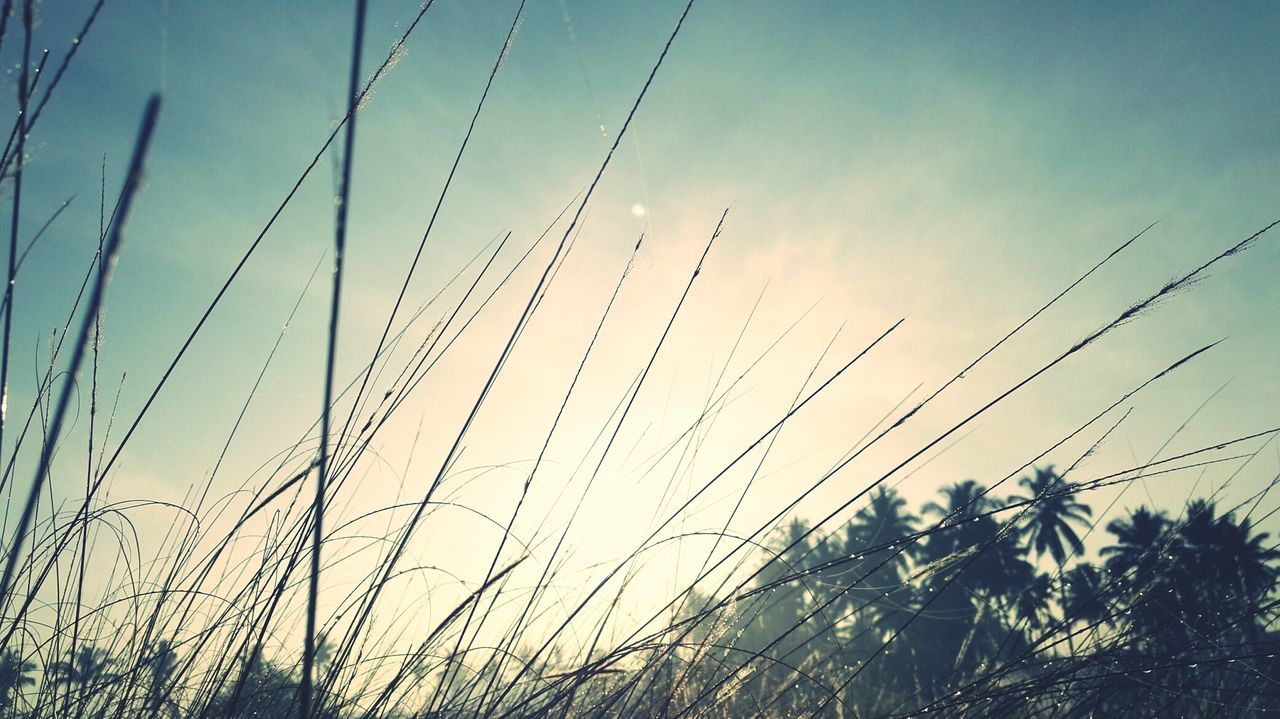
<box><xmin>8</xmin><ymin>0</ymin><xmax>1280</xmax><ymax>632</ymax></box>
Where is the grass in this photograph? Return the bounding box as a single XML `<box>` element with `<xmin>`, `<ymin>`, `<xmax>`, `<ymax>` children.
<box><xmin>2</xmin><ymin>1</ymin><xmax>1279</xmax><ymax>718</ymax></box>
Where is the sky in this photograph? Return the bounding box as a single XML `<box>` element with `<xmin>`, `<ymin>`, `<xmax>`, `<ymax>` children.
<box><xmin>7</xmin><ymin>0</ymin><xmax>1280</xmax><ymax>648</ymax></box>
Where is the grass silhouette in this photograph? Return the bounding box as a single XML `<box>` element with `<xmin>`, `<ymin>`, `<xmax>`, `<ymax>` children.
<box><xmin>1</xmin><ymin>2</ymin><xmax>1279</xmax><ymax>718</ymax></box>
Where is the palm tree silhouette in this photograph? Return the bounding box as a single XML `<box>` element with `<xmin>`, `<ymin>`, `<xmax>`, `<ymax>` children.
<box><xmin>0</xmin><ymin>650</ymin><xmax>36</xmax><ymax>717</ymax></box>
<box><xmin>1013</xmin><ymin>572</ymin><xmax>1055</xmax><ymax>630</ymax></box>
<box><xmin>1203</xmin><ymin>511</ymin><xmax>1279</xmax><ymax>600</ymax></box>
<box><xmin>831</xmin><ymin>486</ymin><xmax>919</xmax><ymax>627</ymax></box>
<box><xmin>145</xmin><ymin>640</ymin><xmax>179</xmax><ymax>717</ymax></box>
<box><xmin>1101</xmin><ymin>506</ymin><xmax>1170</xmax><ymax>577</ymax></box>
<box><xmin>212</xmin><ymin>648</ymin><xmax>299</xmax><ymax>719</ymax></box>
<box><xmin>897</xmin><ymin>481</ymin><xmax>1035</xmax><ymax>697</ymax></box>
<box><xmin>1100</xmin><ymin>506</ymin><xmax>1177</xmax><ymax>651</ymax></box>
<box><xmin>922</xmin><ymin>480</ymin><xmax>1030</xmax><ymax>600</ymax></box>
<box><xmin>920</xmin><ymin>479</ymin><xmax>1000</xmax><ymax>569</ymax></box>
<box><xmin>922</xmin><ymin>479</ymin><xmax>995</xmax><ymax>521</ymax></box>
<box><xmin>50</xmin><ymin>645</ymin><xmax>115</xmax><ymax>689</ymax></box>
<box><xmin>845</xmin><ymin>486</ymin><xmax>919</xmax><ymax>570</ymax></box>
<box><xmin>1011</xmin><ymin>466</ymin><xmax>1093</xmax><ymax>649</ymax></box>
<box><xmin>1099</xmin><ymin>501</ymin><xmax>1278</xmax><ymax>658</ymax></box>
<box><xmin>1061</xmin><ymin>563</ymin><xmax>1111</xmax><ymax>629</ymax></box>
<box><xmin>50</xmin><ymin>645</ymin><xmax>116</xmax><ymax>718</ymax></box>
<box><xmin>1169</xmin><ymin>501</ymin><xmax>1280</xmax><ymax>642</ymax></box>
<box><xmin>1013</xmin><ymin>466</ymin><xmax>1092</xmax><ymax>567</ymax></box>
<box><xmin>314</xmin><ymin>634</ymin><xmax>333</xmax><ymax>669</ymax></box>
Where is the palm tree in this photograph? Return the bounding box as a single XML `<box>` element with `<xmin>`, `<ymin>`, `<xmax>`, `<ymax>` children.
<box><xmin>1061</xmin><ymin>564</ymin><xmax>1110</xmax><ymax>628</ymax></box>
<box><xmin>734</xmin><ymin>517</ymin><xmax>860</xmax><ymax>708</ymax></box>
<box><xmin>1100</xmin><ymin>506</ymin><xmax>1176</xmax><ymax>651</ymax></box>
<box><xmin>1171</xmin><ymin>501</ymin><xmax>1279</xmax><ymax>640</ymax></box>
<box><xmin>1100</xmin><ymin>506</ymin><xmax>1170</xmax><ymax>578</ymax></box>
<box><xmin>845</xmin><ymin>486</ymin><xmax>919</xmax><ymax>571</ymax></box>
<box><xmin>922</xmin><ymin>479</ymin><xmax>995</xmax><ymax>521</ymax></box>
<box><xmin>920</xmin><ymin>479</ymin><xmax>1000</xmax><ymax>568</ymax></box>
<box><xmin>1012</xmin><ymin>466</ymin><xmax>1093</xmax><ymax>650</ymax></box>
<box><xmin>0</xmin><ymin>650</ymin><xmax>36</xmax><ymax>716</ymax></box>
<box><xmin>1013</xmin><ymin>466</ymin><xmax>1092</xmax><ymax>567</ymax></box>
<box><xmin>314</xmin><ymin>634</ymin><xmax>333</xmax><ymax>669</ymax></box>
<box><xmin>1201</xmin><ymin>512</ymin><xmax>1278</xmax><ymax>601</ymax></box>
<box><xmin>50</xmin><ymin>645</ymin><xmax>115</xmax><ymax>719</ymax></box>
<box><xmin>1100</xmin><ymin>501</ymin><xmax>1278</xmax><ymax>655</ymax></box>
<box><xmin>50</xmin><ymin>645</ymin><xmax>115</xmax><ymax>689</ymax></box>
<box><xmin>828</xmin><ymin>487</ymin><xmax>920</xmax><ymax>629</ymax></box>
<box><xmin>921</xmin><ymin>480</ymin><xmax>1031</xmax><ymax>603</ymax></box>
<box><xmin>145</xmin><ymin>640</ymin><xmax>179</xmax><ymax>717</ymax></box>
<box><xmin>735</xmin><ymin>519</ymin><xmax>822</xmax><ymax>684</ymax></box>
<box><xmin>212</xmin><ymin>649</ymin><xmax>298</xmax><ymax>719</ymax></box>
<box><xmin>1013</xmin><ymin>573</ymin><xmax>1055</xmax><ymax>630</ymax></box>
<box><xmin>900</xmin><ymin>481</ymin><xmax>1034</xmax><ymax>698</ymax></box>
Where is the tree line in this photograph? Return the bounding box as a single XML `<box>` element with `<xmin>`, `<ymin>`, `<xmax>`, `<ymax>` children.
<box><xmin>3</xmin><ymin>467</ymin><xmax>1278</xmax><ymax>718</ymax></box>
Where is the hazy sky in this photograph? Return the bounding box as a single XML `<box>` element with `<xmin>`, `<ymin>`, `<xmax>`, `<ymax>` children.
<box><xmin>11</xmin><ymin>1</ymin><xmax>1280</xmax><ymax>637</ymax></box>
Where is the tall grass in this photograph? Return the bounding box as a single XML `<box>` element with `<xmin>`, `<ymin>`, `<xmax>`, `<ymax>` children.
<box><xmin>1</xmin><ymin>2</ymin><xmax>1278</xmax><ymax>718</ymax></box>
